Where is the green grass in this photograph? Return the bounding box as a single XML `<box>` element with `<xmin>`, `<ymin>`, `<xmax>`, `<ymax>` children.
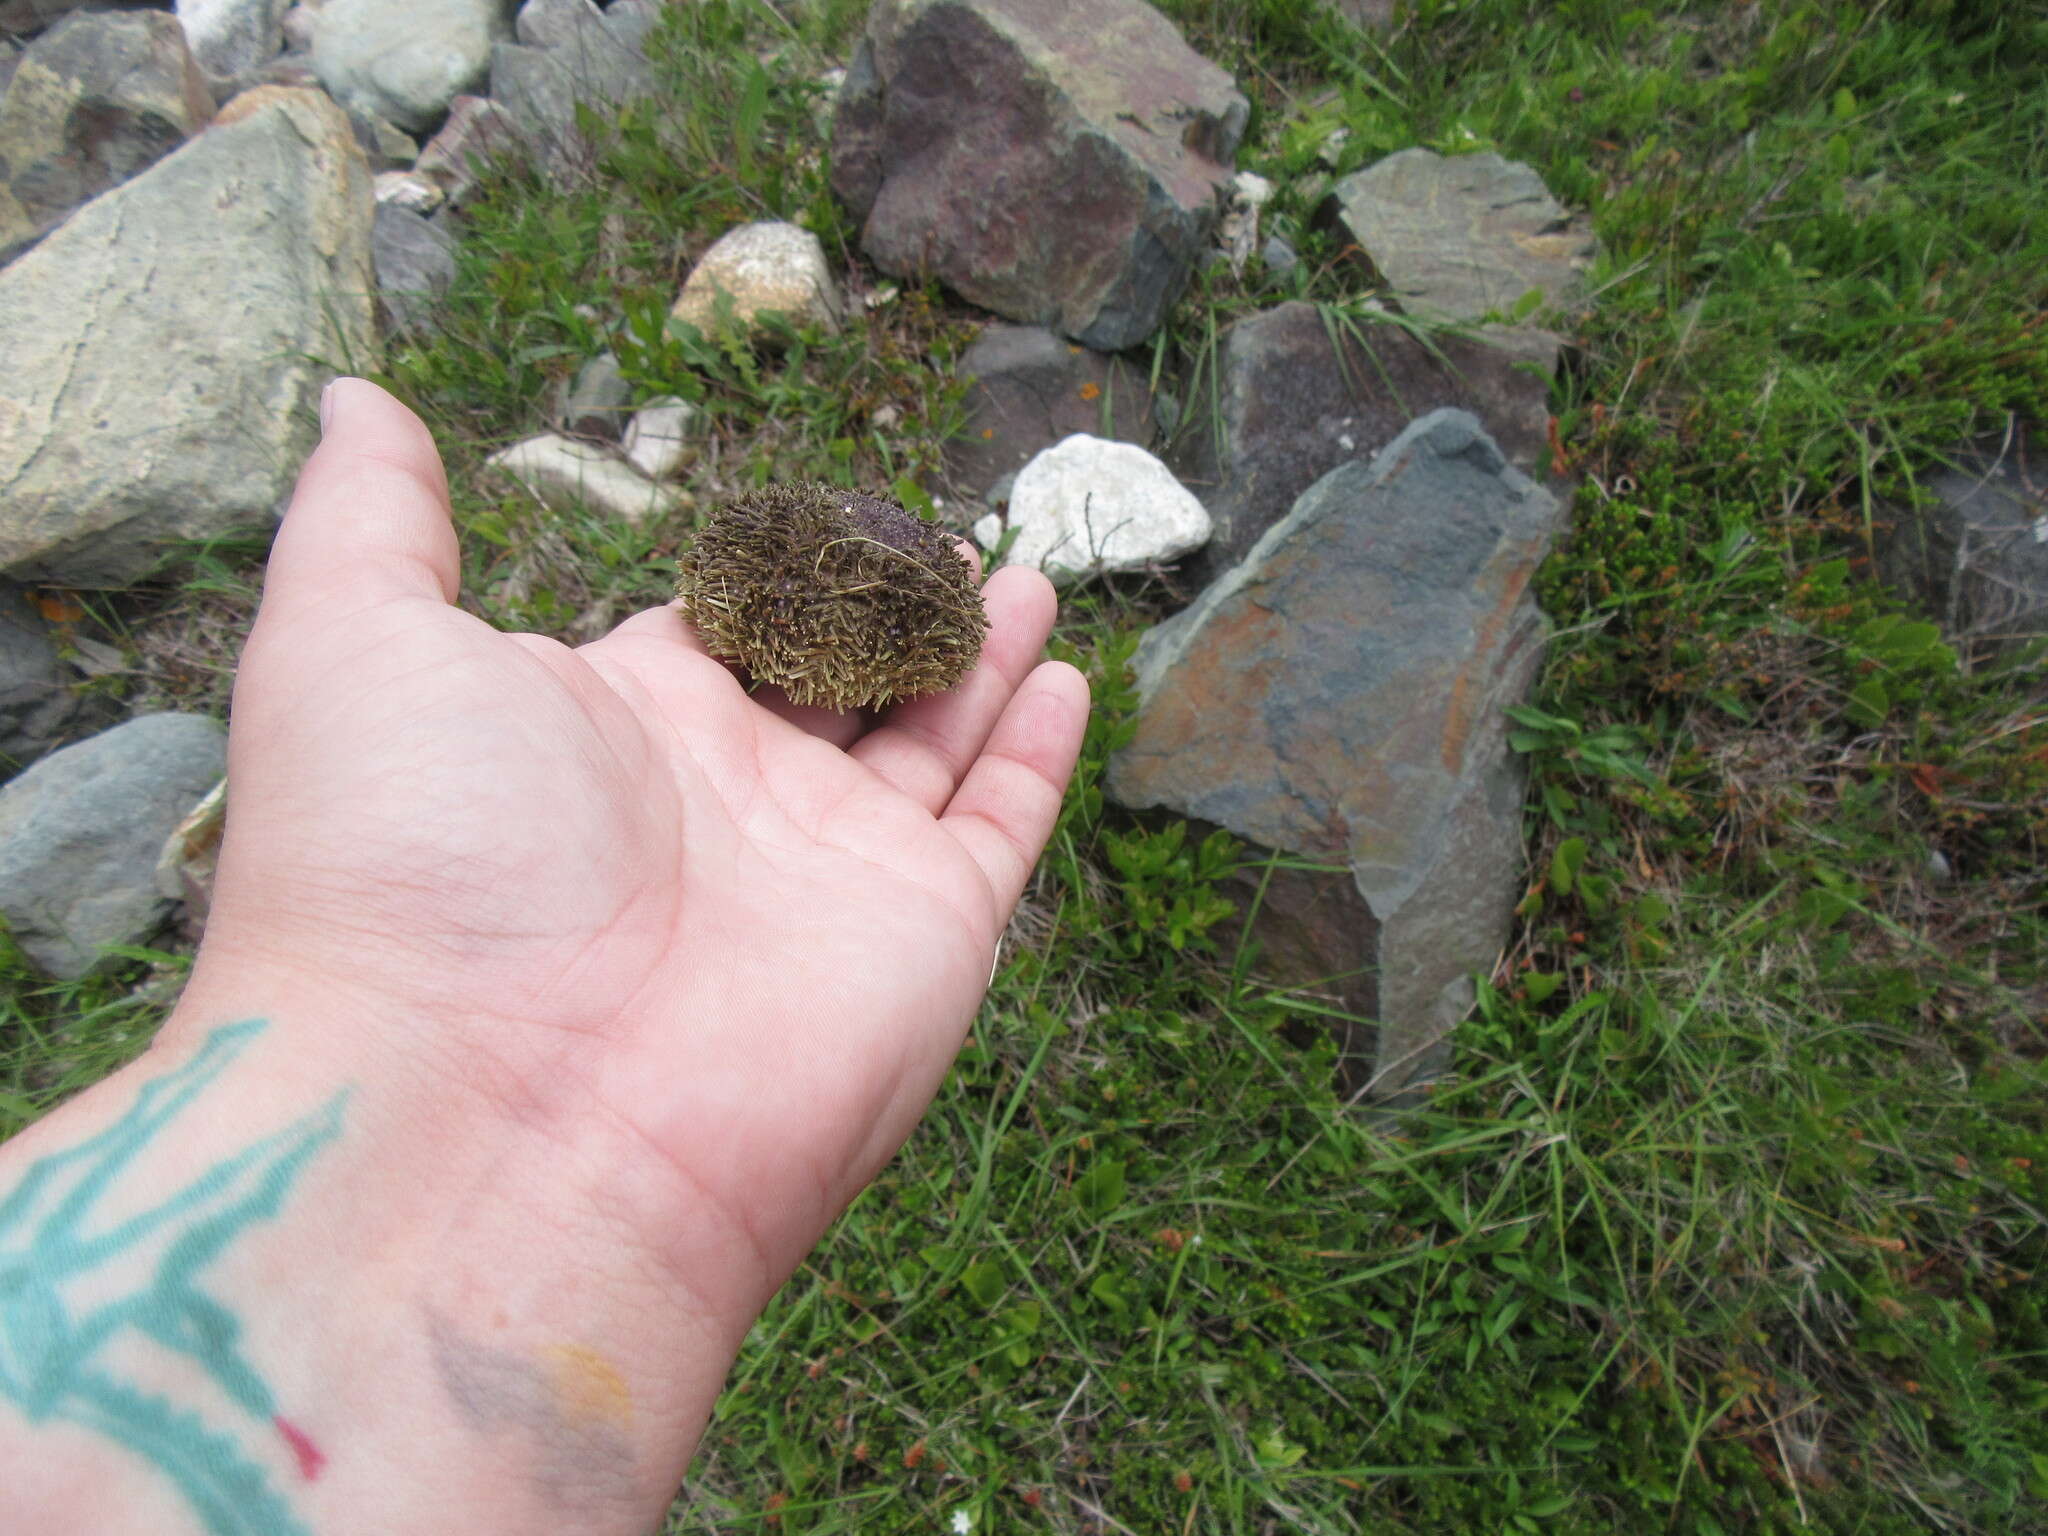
<box><xmin>6</xmin><ymin>0</ymin><xmax>2046</xmax><ymax>1530</ymax></box>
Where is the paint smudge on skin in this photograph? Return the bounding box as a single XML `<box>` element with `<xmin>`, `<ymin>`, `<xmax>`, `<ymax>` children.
<box><xmin>274</xmin><ymin>1417</ymin><xmax>326</xmax><ymax>1482</ymax></box>
<box><xmin>541</xmin><ymin>1343</ymin><xmax>634</xmax><ymax>1433</ymax></box>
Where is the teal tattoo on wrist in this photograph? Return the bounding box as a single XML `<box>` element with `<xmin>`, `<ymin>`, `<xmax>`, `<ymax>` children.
<box><xmin>0</xmin><ymin>1019</ymin><xmax>346</xmax><ymax>1536</ymax></box>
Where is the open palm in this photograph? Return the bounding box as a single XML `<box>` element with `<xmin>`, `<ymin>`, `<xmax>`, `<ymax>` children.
<box><xmin>185</xmin><ymin>380</ymin><xmax>1087</xmax><ymax>1309</ymax></box>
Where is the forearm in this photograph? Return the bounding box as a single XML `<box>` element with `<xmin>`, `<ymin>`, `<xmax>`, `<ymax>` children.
<box><xmin>0</xmin><ymin>983</ymin><xmax>751</xmax><ymax>1536</ymax></box>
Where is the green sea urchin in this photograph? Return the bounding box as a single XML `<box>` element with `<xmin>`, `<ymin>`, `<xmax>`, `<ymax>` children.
<box><xmin>676</xmin><ymin>484</ymin><xmax>989</xmax><ymax>712</ymax></box>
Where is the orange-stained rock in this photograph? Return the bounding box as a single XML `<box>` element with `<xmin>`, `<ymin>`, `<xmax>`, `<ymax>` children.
<box><xmin>1108</xmin><ymin>410</ymin><xmax>1563</xmax><ymax>1097</ymax></box>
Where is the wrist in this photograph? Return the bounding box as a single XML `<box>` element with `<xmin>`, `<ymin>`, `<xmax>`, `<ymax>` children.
<box><xmin>3</xmin><ymin>988</ymin><xmax>749</xmax><ymax>1535</ymax></box>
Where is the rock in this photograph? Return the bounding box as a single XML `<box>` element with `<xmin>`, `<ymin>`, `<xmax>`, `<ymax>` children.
<box><xmin>414</xmin><ymin>91</ymin><xmax>516</xmax><ymax>202</ymax></box>
<box><xmin>558</xmin><ymin>351</ymin><xmax>631</xmax><ymax>440</ymax></box>
<box><xmin>0</xmin><ymin>712</ymin><xmax>227</xmax><ymax>977</ymax></box>
<box><xmin>176</xmin><ymin>0</ymin><xmax>290</xmax><ymax>83</ymax></box>
<box><xmin>0</xmin><ymin>11</ymin><xmax>214</xmax><ymax>260</ymax></box>
<box><xmin>1318</xmin><ymin>148</ymin><xmax>1596</xmax><ymax>322</ymax></box>
<box><xmin>0</xmin><ymin>88</ymin><xmax>378</xmax><ymax>587</ymax></box>
<box><xmin>311</xmin><ymin>0</ymin><xmax>510</xmax><ymax>133</ymax></box>
<box><xmin>349</xmin><ymin>107</ymin><xmax>418</xmax><ymax>167</ymax></box>
<box><xmin>670</xmin><ymin>220</ymin><xmax>842</xmax><ymax>341</ymax></box>
<box><xmin>1880</xmin><ymin>426</ymin><xmax>2048</xmax><ymax>650</ymax></box>
<box><xmin>0</xmin><ymin>0</ymin><xmax>133</xmax><ymax>34</ymax></box>
<box><xmin>488</xmin><ymin>0</ymin><xmax>659</xmax><ymax>186</ymax></box>
<box><xmin>154</xmin><ymin>772</ymin><xmax>226</xmax><ymax>935</ymax></box>
<box><xmin>945</xmin><ymin>323</ymin><xmax>1155</xmax><ymax>496</ymax></box>
<box><xmin>1107</xmin><ymin>410</ymin><xmax>1563</xmax><ymax>1096</ymax></box>
<box><xmin>994</xmin><ymin>434</ymin><xmax>1211</xmax><ymax>585</ymax></box>
<box><xmin>514</xmin><ymin>0</ymin><xmax>600</xmax><ymax>49</ymax></box>
<box><xmin>373</xmin><ymin>167</ymin><xmax>443</xmax><ymax>211</ymax></box>
<box><xmin>621</xmin><ymin>396</ymin><xmax>696</xmax><ymax>480</ymax></box>
<box><xmin>1217</xmin><ymin>169</ymin><xmax>1272</xmax><ymax>276</ymax></box>
<box><xmin>486</xmin><ymin>434</ymin><xmax>682</xmax><ymax>524</ymax></box>
<box><xmin>0</xmin><ymin>42</ymin><xmax>20</xmax><ymax>101</ymax></box>
<box><xmin>372</xmin><ymin>201</ymin><xmax>457</xmax><ymax>332</ymax></box>
<box><xmin>1172</xmin><ymin>300</ymin><xmax>1558</xmax><ymax>580</ymax></box>
<box><xmin>280</xmin><ymin>2</ymin><xmax>321</xmax><ymax>52</ymax></box>
<box><xmin>0</xmin><ymin>582</ymin><xmax>81</xmax><ymax>776</ymax></box>
<box><xmin>1260</xmin><ymin>233</ymin><xmax>1297</xmax><ymax>277</ymax></box>
<box><xmin>832</xmin><ymin>0</ymin><xmax>1247</xmax><ymax>351</ymax></box>
<box><xmin>971</xmin><ymin>511</ymin><xmax>1003</xmax><ymax>551</ymax></box>
<box><xmin>233</xmin><ymin>51</ymin><xmax>321</xmax><ymax>92</ymax></box>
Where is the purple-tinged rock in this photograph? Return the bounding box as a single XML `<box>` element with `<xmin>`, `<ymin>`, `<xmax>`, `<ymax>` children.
<box><xmin>833</xmin><ymin>0</ymin><xmax>1247</xmax><ymax>351</ymax></box>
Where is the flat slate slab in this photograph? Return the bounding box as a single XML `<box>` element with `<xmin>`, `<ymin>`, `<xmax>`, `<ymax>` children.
<box><xmin>1318</xmin><ymin>147</ymin><xmax>1597</xmax><ymax>322</ymax></box>
<box><xmin>1109</xmin><ymin>410</ymin><xmax>1564</xmax><ymax>1095</ymax></box>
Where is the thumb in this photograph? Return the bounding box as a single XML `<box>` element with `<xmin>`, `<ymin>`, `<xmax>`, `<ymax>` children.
<box><xmin>259</xmin><ymin>378</ymin><xmax>463</xmax><ymax>622</ymax></box>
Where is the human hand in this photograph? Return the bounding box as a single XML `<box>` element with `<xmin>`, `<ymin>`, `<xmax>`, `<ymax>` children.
<box><xmin>184</xmin><ymin>378</ymin><xmax>1087</xmax><ymax>1312</ymax></box>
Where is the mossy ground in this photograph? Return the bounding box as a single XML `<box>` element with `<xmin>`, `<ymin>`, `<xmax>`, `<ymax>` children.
<box><xmin>6</xmin><ymin>0</ymin><xmax>2045</xmax><ymax>1529</ymax></box>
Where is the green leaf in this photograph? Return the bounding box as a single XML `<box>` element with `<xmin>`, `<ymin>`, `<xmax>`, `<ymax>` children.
<box><xmin>1551</xmin><ymin>837</ymin><xmax>1588</xmax><ymax>896</ymax></box>
<box><xmin>1252</xmin><ymin>1424</ymin><xmax>1308</xmax><ymax>1469</ymax></box>
<box><xmin>734</xmin><ymin>61</ymin><xmax>770</xmax><ymax>178</ymax></box>
<box><xmin>1088</xmin><ymin>1271</ymin><xmax>1130</xmax><ymax>1313</ymax></box>
<box><xmin>1846</xmin><ymin>677</ymin><xmax>1890</xmax><ymax>728</ymax></box>
<box><xmin>1075</xmin><ymin>1159</ymin><xmax>1127</xmax><ymax>1218</ymax></box>
<box><xmin>961</xmin><ymin>1257</ymin><xmax>1006</xmax><ymax>1307</ymax></box>
<box><xmin>1832</xmin><ymin>86</ymin><xmax>1857</xmax><ymax>119</ymax></box>
<box><xmin>1524</xmin><ymin>971</ymin><xmax>1564</xmax><ymax>1004</ymax></box>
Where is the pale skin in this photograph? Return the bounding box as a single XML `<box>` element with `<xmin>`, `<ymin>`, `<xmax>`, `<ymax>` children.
<box><xmin>0</xmin><ymin>378</ymin><xmax>1089</xmax><ymax>1533</ymax></box>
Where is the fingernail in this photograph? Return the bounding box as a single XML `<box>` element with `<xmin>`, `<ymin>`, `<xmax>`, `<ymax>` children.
<box><xmin>319</xmin><ymin>380</ymin><xmax>338</xmax><ymax>435</ymax></box>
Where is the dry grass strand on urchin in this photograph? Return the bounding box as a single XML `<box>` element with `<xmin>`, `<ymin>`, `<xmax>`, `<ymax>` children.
<box><xmin>676</xmin><ymin>484</ymin><xmax>988</xmax><ymax>712</ymax></box>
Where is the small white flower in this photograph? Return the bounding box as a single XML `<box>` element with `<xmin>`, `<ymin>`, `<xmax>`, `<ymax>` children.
<box><xmin>949</xmin><ymin>1509</ymin><xmax>974</xmax><ymax>1535</ymax></box>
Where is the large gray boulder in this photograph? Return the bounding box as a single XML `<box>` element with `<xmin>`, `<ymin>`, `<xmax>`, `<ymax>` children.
<box><xmin>1880</xmin><ymin>426</ymin><xmax>2048</xmax><ymax>651</ymax></box>
<box><xmin>0</xmin><ymin>582</ymin><xmax>82</xmax><ymax>776</ymax></box>
<box><xmin>1319</xmin><ymin>148</ymin><xmax>1596</xmax><ymax>322</ymax></box>
<box><xmin>488</xmin><ymin>0</ymin><xmax>659</xmax><ymax>186</ymax></box>
<box><xmin>1107</xmin><ymin>410</ymin><xmax>1563</xmax><ymax>1096</ymax></box>
<box><xmin>1173</xmin><ymin>300</ymin><xmax>1558</xmax><ymax>579</ymax></box>
<box><xmin>945</xmin><ymin>323</ymin><xmax>1155</xmax><ymax>497</ymax></box>
<box><xmin>832</xmin><ymin>0</ymin><xmax>1247</xmax><ymax>351</ymax></box>
<box><xmin>0</xmin><ymin>87</ymin><xmax>378</xmax><ymax>587</ymax></box>
<box><xmin>0</xmin><ymin>711</ymin><xmax>226</xmax><ymax>977</ymax></box>
<box><xmin>0</xmin><ymin>10</ymin><xmax>215</xmax><ymax>259</ymax></box>
<box><xmin>312</xmin><ymin>0</ymin><xmax>511</xmax><ymax>133</ymax></box>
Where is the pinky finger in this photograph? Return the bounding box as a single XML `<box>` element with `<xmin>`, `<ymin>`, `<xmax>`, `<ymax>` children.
<box><xmin>939</xmin><ymin>660</ymin><xmax>1090</xmax><ymax>926</ymax></box>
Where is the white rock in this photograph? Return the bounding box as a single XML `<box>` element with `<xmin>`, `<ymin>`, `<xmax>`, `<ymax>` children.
<box><xmin>373</xmin><ymin>169</ymin><xmax>444</xmax><ymax>212</ymax></box>
<box><xmin>311</xmin><ymin>0</ymin><xmax>509</xmax><ymax>133</ymax></box>
<box><xmin>178</xmin><ymin>0</ymin><xmax>290</xmax><ymax>81</ymax></box>
<box><xmin>621</xmin><ymin>398</ymin><xmax>697</xmax><ymax>481</ymax></box>
<box><xmin>670</xmin><ymin>221</ymin><xmax>842</xmax><ymax>341</ymax></box>
<box><xmin>1001</xmin><ymin>435</ymin><xmax>1212</xmax><ymax>586</ymax></box>
<box><xmin>486</xmin><ymin>435</ymin><xmax>681</xmax><ymax>524</ymax></box>
<box><xmin>972</xmin><ymin>512</ymin><xmax>1003</xmax><ymax>551</ymax></box>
